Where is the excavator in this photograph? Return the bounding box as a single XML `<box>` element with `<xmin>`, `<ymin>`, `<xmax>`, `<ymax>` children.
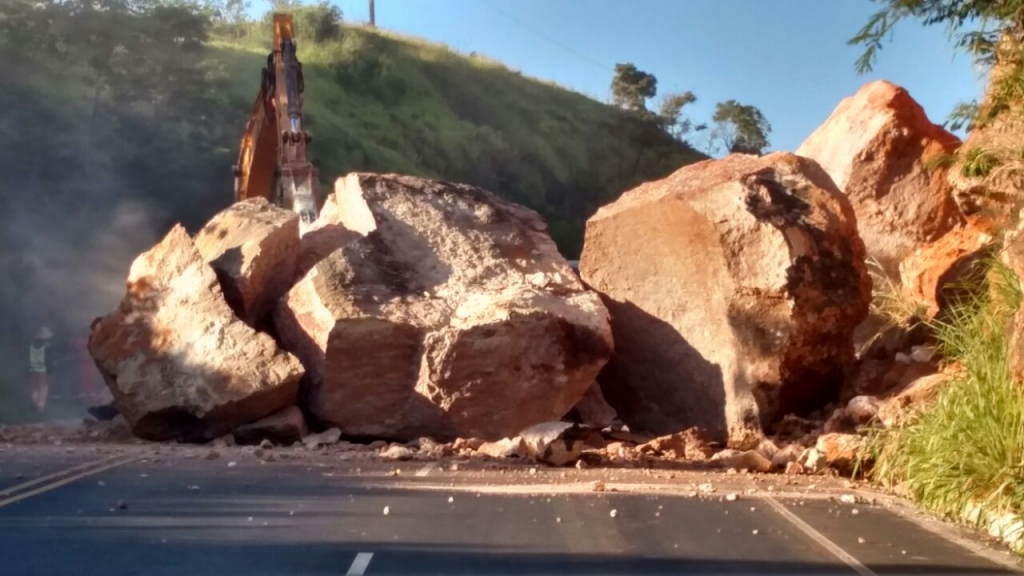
<box><xmin>233</xmin><ymin>14</ymin><xmax>320</xmax><ymax>229</ymax></box>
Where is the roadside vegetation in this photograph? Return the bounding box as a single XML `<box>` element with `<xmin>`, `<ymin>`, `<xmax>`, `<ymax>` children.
<box><xmin>851</xmin><ymin>0</ymin><xmax>1024</xmax><ymax>538</ymax></box>
<box><xmin>868</xmin><ymin>259</ymin><xmax>1024</xmax><ymax>523</ymax></box>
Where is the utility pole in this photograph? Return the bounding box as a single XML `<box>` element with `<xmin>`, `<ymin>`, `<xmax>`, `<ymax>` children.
<box><xmin>369</xmin><ymin>0</ymin><xmax>375</xmax><ymax>27</ymax></box>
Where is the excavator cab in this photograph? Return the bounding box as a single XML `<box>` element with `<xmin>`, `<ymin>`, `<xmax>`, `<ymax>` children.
<box><xmin>233</xmin><ymin>14</ymin><xmax>320</xmax><ymax>230</ymax></box>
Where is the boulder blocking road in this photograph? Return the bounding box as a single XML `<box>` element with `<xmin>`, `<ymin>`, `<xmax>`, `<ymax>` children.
<box><xmin>0</xmin><ymin>444</ymin><xmax>1020</xmax><ymax>576</ymax></box>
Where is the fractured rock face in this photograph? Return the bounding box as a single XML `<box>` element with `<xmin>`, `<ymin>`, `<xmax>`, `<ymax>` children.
<box><xmin>275</xmin><ymin>173</ymin><xmax>613</xmax><ymax>441</ymax></box>
<box><xmin>89</xmin><ymin>225</ymin><xmax>304</xmax><ymax>442</ymax></box>
<box><xmin>580</xmin><ymin>152</ymin><xmax>870</xmax><ymax>446</ymax></box>
<box><xmin>194</xmin><ymin>197</ymin><xmax>300</xmax><ymax>327</ymax></box>
<box><xmin>232</xmin><ymin>405</ymin><xmax>308</xmax><ymax>446</ymax></box>
<box><xmin>797</xmin><ymin>80</ymin><xmax>964</xmax><ymax>278</ymax></box>
<box><xmin>899</xmin><ymin>225</ymin><xmax>994</xmax><ymax>320</ymax></box>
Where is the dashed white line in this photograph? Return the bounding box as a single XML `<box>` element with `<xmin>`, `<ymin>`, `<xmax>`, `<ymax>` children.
<box><xmin>765</xmin><ymin>496</ymin><xmax>878</xmax><ymax>576</ymax></box>
<box><xmin>346</xmin><ymin>552</ymin><xmax>374</xmax><ymax>575</ymax></box>
<box><xmin>415</xmin><ymin>462</ymin><xmax>438</xmax><ymax>477</ymax></box>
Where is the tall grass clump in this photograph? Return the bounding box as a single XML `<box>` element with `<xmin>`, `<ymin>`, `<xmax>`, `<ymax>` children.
<box><xmin>870</xmin><ymin>258</ymin><xmax>1024</xmax><ymax>521</ymax></box>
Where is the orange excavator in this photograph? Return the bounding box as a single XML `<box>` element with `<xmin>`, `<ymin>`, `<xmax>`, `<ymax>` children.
<box><xmin>233</xmin><ymin>14</ymin><xmax>320</xmax><ymax>228</ymax></box>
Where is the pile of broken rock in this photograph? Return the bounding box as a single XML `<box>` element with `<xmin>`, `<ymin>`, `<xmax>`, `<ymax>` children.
<box><xmin>76</xmin><ymin>80</ymin><xmax>986</xmax><ymax>476</ymax></box>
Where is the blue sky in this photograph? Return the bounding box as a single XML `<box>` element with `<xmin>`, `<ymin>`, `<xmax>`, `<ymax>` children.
<box><xmin>256</xmin><ymin>0</ymin><xmax>987</xmax><ymax>152</ymax></box>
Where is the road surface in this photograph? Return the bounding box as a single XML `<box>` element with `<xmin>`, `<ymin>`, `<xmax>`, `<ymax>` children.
<box><xmin>0</xmin><ymin>444</ymin><xmax>1020</xmax><ymax>575</ymax></box>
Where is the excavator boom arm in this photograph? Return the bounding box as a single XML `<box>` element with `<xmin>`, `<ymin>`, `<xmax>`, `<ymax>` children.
<box><xmin>233</xmin><ymin>13</ymin><xmax>320</xmax><ymax>227</ymax></box>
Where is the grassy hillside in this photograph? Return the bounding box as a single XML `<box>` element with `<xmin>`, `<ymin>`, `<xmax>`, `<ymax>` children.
<box><xmin>0</xmin><ymin>2</ymin><xmax>701</xmax><ymax>419</ymax></box>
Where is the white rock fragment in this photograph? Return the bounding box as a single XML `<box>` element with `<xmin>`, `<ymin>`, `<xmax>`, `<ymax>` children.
<box><xmin>610</xmin><ymin>509</ymin><xmax>617</xmax><ymax>518</ymax></box>
<box><xmin>383</xmin><ymin>506</ymin><xmax>391</xmax><ymax>515</ymax></box>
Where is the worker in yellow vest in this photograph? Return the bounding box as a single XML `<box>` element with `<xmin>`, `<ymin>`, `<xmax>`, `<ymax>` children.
<box><xmin>29</xmin><ymin>326</ymin><xmax>53</xmax><ymax>413</ymax></box>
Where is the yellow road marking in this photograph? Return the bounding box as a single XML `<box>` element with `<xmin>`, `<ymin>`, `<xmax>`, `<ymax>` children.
<box><xmin>0</xmin><ymin>456</ymin><xmax>125</xmax><ymax>499</ymax></box>
<box><xmin>0</xmin><ymin>456</ymin><xmax>137</xmax><ymax>509</ymax></box>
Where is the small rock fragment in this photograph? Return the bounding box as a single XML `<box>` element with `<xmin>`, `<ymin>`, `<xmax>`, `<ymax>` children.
<box><xmin>725</xmin><ymin>493</ymin><xmax>738</xmax><ymax>502</ymax></box>
<box><xmin>785</xmin><ymin>461</ymin><xmax>805</xmax><ymax>475</ymax></box>
<box><xmin>382</xmin><ymin>445</ymin><xmax>416</xmax><ymax>461</ymax></box>
<box><xmin>609</xmin><ymin>509</ymin><xmax>617</xmax><ymax>518</ymax></box>
<box><xmin>383</xmin><ymin>506</ymin><xmax>391</xmax><ymax>516</ymax></box>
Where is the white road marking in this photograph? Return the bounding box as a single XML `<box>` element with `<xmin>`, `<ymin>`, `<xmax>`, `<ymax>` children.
<box><xmin>765</xmin><ymin>496</ymin><xmax>878</xmax><ymax>576</ymax></box>
<box><xmin>345</xmin><ymin>552</ymin><xmax>374</xmax><ymax>575</ymax></box>
<box><xmin>415</xmin><ymin>462</ymin><xmax>438</xmax><ymax>477</ymax></box>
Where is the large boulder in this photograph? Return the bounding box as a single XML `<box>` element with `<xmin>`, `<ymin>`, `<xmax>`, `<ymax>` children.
<box><xmin>580</xmin><ymin>152</ymin><xmax>870</xmax><ymax>447</ymax></box>
<box><xmin>274</xmin><ymin>173</ymin><xmax>613</xmax><ymax>441</ymax></box>
<box><xmin>89</xmin><ymin>225</ymin><xmax>304</xmax><ymax>442</ymax></box>
<box><xmin>193</xmin><ymin>197</ymin><xmax>299</xmax><ymax>327</ymax></box>
<box><xmin>796</xmin><ymin>80</ymin><xmax>964</xmax><ymax>278</ymax></box>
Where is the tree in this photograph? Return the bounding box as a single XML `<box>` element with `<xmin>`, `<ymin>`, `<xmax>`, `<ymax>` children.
<box><xmin>710</xmin><ymin>100</ymin><xmax>771</xmax><ymax>155</ymax></box>
<box><xmin>849</xmin><ymin>0</ymin><xmax>1024</xmax><ymax>128</ymax></box>
<box><xmin>657</xmin><ymin>91</ymin><xmax>705</xmax><ymax>140</ymax></box>
<box><xmin>611</xmin><ymin>63</ymin><xmax>657</xmax><ymax>113</ymax></box>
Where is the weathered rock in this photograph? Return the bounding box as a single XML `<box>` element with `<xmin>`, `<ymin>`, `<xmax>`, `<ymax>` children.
<box><xmin>303</xmin><ymin>427</ymin><xmax>342</xmax><ymax>449</ymax></box>
<box><xmin>1004</xmin><ymin>228</ymin><xmax>1024</xmax><ymax>384</ymax></box>
<box><xmin>233</xmin><ymin>405</ymin><xmax>308</xmax><ymax>446</ymax></box>
<box><xmin>796</xmin><ymin>80</ymin><xmax>964</xmax><ymax>278</ymax></box>
<box><xmin>715</xmin><ymin>450</ymin><xmax>774</xmax><ymax>473</ymax></box>
<box><xmin>638</xmin><ymin>427</ymin><xmax>716</xmax><ymax>460</ymax></box>
<box><xmin>580</xmin><ymin>152</ymin><xmax>870</xmax><ymax>446</ymax></box>
<box><xmin>520</xmin><ymin>422</ymin><xmax>586</xmax><ymax>466</ymax></box>
<box><xmin>275</xmin><ymin>173</ymin><xmax>613</xmax><ymax>441</ymax></box>
<box><xmin>477</xmin><ymin>437</ymin><xmax>527</xmax><ymax>459</ymax></box>
<box><xmin>771</xmin><ymin>414</ymin><xmax>820</xmax><ymax>442</ymax></box>
<box><xmin>847</xmin><ymin>395</ymin><xmax>881</xmax><ymax>425</ymax></box>
<box><xmin>816</xmin><ymin>433</ymin><xmax>867</xmax><ymax>472</ymax></box>
<box><xmin>797</xmin><ymin>447</ymin><xmax>827</xmax><ymax>474</ymax></box>
<box><xmin>823</xmin><ymin>408</ymin><xmax>855</xmax><ymax>434</ymax></box>
<box><xmin>193</xmin><ymin>198</ymin><xmax>300</xmax><ymax>327</ymax></box>
<box><xmin>88</xmin><ymin>225</ymin><xmax>304</xmax><ymax>442</ymax></box>
<box><xmin>848</xmin><ymin>358</ymin><xmax>937</xmax><ymax>399</ymax></box>
<box><xmin>569</xmin><ymin>383</ymin><xmax>618</xmax><ymax>429</ymax></box>
<box><xmin>878</xmin><ymin>373</ymin><xmax>951</xmax><ymax>427</ymax></box>
<box><xmin>382</xmin><ymin>444</ymin><xmax>416</xmax><ymax>461</ymax></box>
<box><xmin>771</xmin><ymin>444</ymin><xmax>804</xmax><ymax>468</ymax></box>
<box><xmin>899</xmin><ymin>225</ymin><xmax>994</xmax><ymax>319</ymax></box>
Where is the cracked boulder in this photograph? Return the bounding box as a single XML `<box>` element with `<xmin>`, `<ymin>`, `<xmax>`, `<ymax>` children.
<box><xmin>88</xmin><ymin>225</ymin><xmax>304</xmax><ymax>442</ymax></box>
<box><xmin>275</xmin><ymin>173</ymin><xmax>613</xmax><ymax>441</ymax></box>
<box><xmin>796</xmin><ymin>80</ymin><xmax>964</xmax><ymax>278</ymax></box>
<box><xmin>193</xmin><ymin>197</ymin><xmax>299</xmax><ymax>327</ymax></box>
<box><xmin>580</xmin><ymin>153</ymin><xmax>870</xmax><ymax>447</ymax></box>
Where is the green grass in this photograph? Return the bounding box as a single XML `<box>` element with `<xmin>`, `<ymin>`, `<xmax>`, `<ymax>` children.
<box><xmin>868</xmin><ymin>259</ymin><xmax>1024</xmax><ymax>523</ymax></box>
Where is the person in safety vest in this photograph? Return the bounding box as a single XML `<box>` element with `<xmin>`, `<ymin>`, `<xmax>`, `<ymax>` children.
<box><xmin>29</xmin><ymin>326</ymin><xmax>54</xmax><ymax>413</ymax></box>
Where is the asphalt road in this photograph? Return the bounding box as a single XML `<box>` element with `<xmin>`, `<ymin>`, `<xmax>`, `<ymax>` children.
<box><xmin>0</xmin><ymin>444</ymin><xmax>1020</xmax><ymax>576</ymax></box>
